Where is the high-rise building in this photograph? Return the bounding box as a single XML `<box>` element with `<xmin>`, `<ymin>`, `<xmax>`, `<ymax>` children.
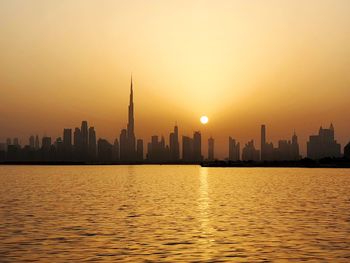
<box><xmin>208</xmin><ymin>137</ymin><xmax>214</xmax><ymax>161</ymax></box>
<box><xmin>29</xmin><ymin>135</ymin><xmax>35</xmax><ymax>149</ymax></box>
<box><xmin>260</xmin><ymin>125</ymin><xmax>274</xmax><ymax>161</ymax></box>
<box><xmin>261</xmin><ymin>124</ymin><xmax>266</xmax><ymax>160</ymax></box>
<box><xmin>228</xmin><ymin>137</ymin><xmax>240</xmax><ymax>161</ymax></box>
<box><xmin>242</xmin><ymin>140</ymin><xmax>260</xmax><ymax>161</ymax></box>
<box><xmin>63</xmin><ymin>128</ymin><xmax>72</xmax><ymax>145</ymax></box>
<box><xmin>307</xmin><ymin>124</ymin><xmax>341</xmax><ymax>159</ymax></box>
<box><xmin>119</xmin><ymin>129</ymin><xmax>127</xmax><ymax>161</ymax></box>
<box><xmin>81</xmin><ymin>121</ymin><xmax>89</xmax><ymax>157</ymax></box>
<box><xmin>41</xmin><ymin>137</ymin><xmax>52</xmax><ymax>151</ymax></box>
<box><xmin>137</xmin><ymin>139</ymin><xmax>143</xmax><ymax>161</ymax></box>
<box><xmin>6</xmin><ymin>138</ymin><xmax>11</xmax><ymax>147</ymax></box>
<box><xmin>35</xmin><ymin>135</ymin><xmax>40</xmax><ymax>150</ymax></box>
<box><xmin>344</xmin><ymin>142</ymin><xmax>350</xmax><ymax>159</ymax></box>
<box><xmin>97</xmin><ymin>138</ymin><xmax>113</xmax><ymax>162</ymax></box>
<box><xmin>120</xmin><ymin>76</ymin><xmax>137</xmax><ymax>162</ymax></box>
<box><xmin>74</xmin><ymin>128</ymin><xmax>81</xmax><ymax>150</ymax></box>
<box><xmin>182</xmin><ymin>136</ymin><xmax>193</xmax><ymax>162</ymax></box>
<box><xmin>193</xmin><ymin>131</ymin><xmax>202</xmax><ymax>162</ymax></box>
<box><xmin>147</xmin><ymin>135</ymin><xmax>169</xmax><ymax>162</ymax></box>
<box><xmin>113</xmin><ymin>138</ymin><xmax>120</xmax><ymax>161</ymax></box>
<box><xmin>169</xmin><ymin>124</ymin><xmax>180</xmax><ymax>162</ymax></box>
<box><xmin>13</xmin><ymin>138</ymin><xmax>20</xmax><ymax>147</ymax></box>
<box><xmin>88</xmin><ymin>126</ymin><xmax>96</xmax><ymax>159</ymax></box>
<box><xmin>63</xmin><ymin>129</ymin><xmax>72</xmax><ymax>147</ymax></box>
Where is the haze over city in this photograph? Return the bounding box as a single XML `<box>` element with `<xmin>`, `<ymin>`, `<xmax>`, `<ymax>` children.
<box><xmin>1</xmin><ymin>0</ymin><xmax>350</xmax><ymax>158</ymax></box>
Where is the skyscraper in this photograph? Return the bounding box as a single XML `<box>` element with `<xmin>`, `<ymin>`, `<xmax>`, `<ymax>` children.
<box><xmin>35</xmin><ymin>135</ymin><xmax>40</xmax><ymax>150</ymax></box>
<box><xmin>119</xmin><ymin>129</ymin><xmax>127</xmax><ymax>161</ymax></box>
<box><xmin>29</xmin><ymin>135</ymin><xmax>35</xmax><ymax>149</ymax></box>
<box><xmin>242</xmin><ymin>140</ymin><xmax>260</xmax><ymax>161</ymax></box>
<box><xmin>307</xmin><ymin>124</ymin><xmax>341</xmax><ymax>159</ymax></box>
<box><xmin>73</xmin><ymin>127</ymin><xmax>82</xmax><ymax>159</ymax></box>
<box><xmin>260</xmin><ymin>124</ymin><xmax>275</xmax><ymax>161</ymax></box>
<box><xmin>113</xmin><ymin>138</ymin><xmax>120</xmax><ymax>161</ymax></box>
<box><xmin>344</xmin><ymin>142</ymin><xmax>350</xmax><ymax>159</ymax></box>
<box><xmin>228</xmin><ymin>137</ymin><xmax>240</xmax><ymax>161</ymax></box>
<box><xmin>81</xmin><ymin>121</ymin><xmax>89</xmax><ymax>157</ymax></box>
<box><xmin>208</xmin><ymin>137</ymin><xmax>214</xmax><ymax>161</ymax></box>
<box><xmin>63</xmin><ymin>129</ymin><xmax>72</xmax><ymax>149</ymax></box>
<box><xmin>169</xmin><ymin>124</ymin><xmax>180</xmax><ymax>162</ymax></box>
<box><xmin>261</xmin><ymin>124</ymin><xmax>266</xmax><ymax>160</ymax></box>
<box><xmin>136</xmin><ymin>139</ymin><xmax>143</xmax><ymax>161</ymax></box>
<box><xmin>88</xmin><ymin>126</ymin><xmax>97</xmax><ymax>159</ymax></box>
<box><xmin>41</xmin><ymin>137</ymin><xmax>51</xmax><ymax>151</ymax></box>
<box><xmin>13</xmin><ymin>138</ymin><xmax>19</xmax><ymax>147</ymax></box>
<box><xmin>193</xmin><ymin>131</ymin><xmax>202</xmax><ymax>162</ymax></box>
<box><xmin>182</xmin><ymin>136</ymin><xmax>193</xmax><ymax>162</ymax></box>
<box><xmin>120</xmin><ymin>76</ymin><xmax>136</xmax><ymax>162</ymax></box>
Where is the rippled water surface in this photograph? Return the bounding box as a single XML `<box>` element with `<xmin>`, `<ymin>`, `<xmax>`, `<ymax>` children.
<box><xmin>0</xmin><ymin>165</ymin><xmax>350</xmax><ymax>262</ymax></box>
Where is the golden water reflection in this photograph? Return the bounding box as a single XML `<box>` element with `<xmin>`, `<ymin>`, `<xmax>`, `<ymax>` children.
<box><xmin>0</xmin><ymin>165</ymin><xmax>349</xmax><ymax>262</ymax></box>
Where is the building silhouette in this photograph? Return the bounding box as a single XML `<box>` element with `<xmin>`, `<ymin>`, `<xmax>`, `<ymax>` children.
<box><xmin>181</xmin><ymin>132</ymin><xmax>202</xmax><ymax>163</ymax></box>
<box><xmin>136</xmin><ymin>139</ymin><xmax>143</xmax><ymax>161</ymax></box>
<box><xmin>113</xmin><ymin>138</ymin><xmax>120</xmax><ymax>161</ymax></box>
<box><xmin>260</xmin><ymin>125</ymin><xmax>300</xmax><ymax>161</ymax></box>
<box><xmin>63</xmin><ymin>128</ymin><xmax>72</xmax><ymax>159</ymax></box>
<box><xmin>88</xmin><ymin>126</ymin><xmax>97</xmax><ymax>160</ymax></box>
<box><xmin>169</xmin><ymin>124</ymin><xmax>180</xmax><ymax>162</ymax></box>
<box><xmin>41</xmin><ymin>137</ymin><xmax>51</xmax><ymax>151</ymax></box>
<box><xmin>242</xmin><ymin>140</ymin><xmax>260</xmax><ymax>161</ymax></box>
<box><xmin>81</xmin><ymin>121</ymin><xmax>89</xmax><ymax>158</ymax></box>
<box><xmin>260</xmin><ymin>125</ymin><xmax>274</xmax><ymax>161</ymax></box>
<box><xmin>193</xmin><ymin>131</ymin><xmax>202</xmax><ymax>162</ymax></box>
<box><xmin>307</xmin><ymin>124</ymin><xmax>341</xmax><ymax>159</ymax></box>
<box><xmin>182</xmin><ymin>135</ymin><xmax>193</xmax><ymax>162</ymax></box>
<box><xmin>29</xmin><ymin>136</ymin><xmax>35</xmax><ymax>149</ymax></box>
<box><xmin>344</xmin><ymin>142</ymin><xmax>350</xmax><ymax>159</ymax></box>
<box><xmin>228</xmin><ymin>137</ymin><xmax>240</xmax><ymax>161</ymax></box>
<box><xmin>35</xmin><ymin>135</ymin><xmax>40</xmax><ymax>150</ymax></box>
<box><xmin>120</xmin><ymin>76</ymin><xmax>137</xmax><ymax>162</ymax></box>
<box><xmin>97</xmin><ymin>138</ymin><xmax>113</xmax><ymax>162</ymax></box>
<box><xmin>208</xmin><ymin>137</ymin><xmax>214</xmax><ymax>161</ymax></box>
<box><xmin>147</xmin><ymin>135</ymin><xmax>169</xmax><ymax>163</ymax></box>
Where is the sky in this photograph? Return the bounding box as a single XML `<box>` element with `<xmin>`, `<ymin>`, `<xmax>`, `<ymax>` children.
<box><xmin>1</xmin><ymin>0</ymin><xmax>350</xmax><ymax>158</ymax></box>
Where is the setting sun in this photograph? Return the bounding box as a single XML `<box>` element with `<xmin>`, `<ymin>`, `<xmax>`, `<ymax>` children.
<box><xmin>200</xmin><ymin>116</ymin><xmax>209</xmax><ymax>125</ymax></box>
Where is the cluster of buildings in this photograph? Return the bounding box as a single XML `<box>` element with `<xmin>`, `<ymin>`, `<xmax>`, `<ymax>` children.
<box><xmin>0</xmin><ymin>78</ymin><xmax>349</xmax><ymax>163</ymax></box>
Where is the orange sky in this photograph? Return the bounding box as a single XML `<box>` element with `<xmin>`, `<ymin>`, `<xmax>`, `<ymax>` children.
<box><xmin>1</xmin><ymin>0</ymin><xmax>350</xmax><ymax>158</ymax></box>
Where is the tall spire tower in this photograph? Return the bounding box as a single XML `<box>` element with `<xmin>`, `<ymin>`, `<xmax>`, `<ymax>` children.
<box><xmin>127</xmin><ymin>75</ymin><xmax>134</xmax><ymax>136</ymax></box>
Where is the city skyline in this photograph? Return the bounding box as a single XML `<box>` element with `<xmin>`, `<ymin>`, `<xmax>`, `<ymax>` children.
<box><xmin>0</xmin><ymin>77</ymin><xmax>348</xmax><ymax>162</ymax></box>
<box><xmin>1</xmin><ymin>1</ymin><xmax>350</xmax><ymax>159</ymax></box>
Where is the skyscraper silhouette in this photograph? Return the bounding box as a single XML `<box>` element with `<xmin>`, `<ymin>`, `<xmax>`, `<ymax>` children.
<box><xmin>193</xmin><ymin>131</ymin><xmax>202</xmax><ymax>162</ymax></box>
<box><xmin>120</xmin><ymin>76</ymin><xmax>137</xmax><ymax>162</ymax></box>
<box><xmin>261</xmin><ymin>124</ymin><xmax>266</xmax><ymax>160</ymax></box>
<box><xmin>182</xmin><ymin>135</ymin><xmax>193</xmax><ymax>162</ymax></box>
<box><xmin>242</xmin><ymin>140</ymin><xmax>260</xmax><ymax>161</ymax></box>
<box><xmin>136</xmin><ymin>139</ymin><xmax>143</xmax><ymax>161</ymax></box>
<box><xmin>344</xmin><ymin>142</ymin><xmax>350</xmax><ymax>159</ymax></box>
<box><xmin>29</xmin><ymin>135</ymin><xmax>35</xmax><ymax>149</ymax></box>
<box><xmin>228</xmin><ymin>137</ymin><xmax>240</xmax><ymax>161</ymax></box>
<box><xmin>169</xmin><ymin>124</ymin><xmax>180</xmax><ymax>162</ymax></box>
<box><xmin>307</xmin><ymin>124</ymin><xmax>341</xmax><ymax>159</ymax></box>
<box><xmin>35</xmin><ymin>135</ymin><xmax>40</xmax><ymax>150</ymax></box>
<box><xmin>63</xmin><ymin>129</ymin><xmax>72</xmax><ymax>148</ymax></box>
<box><xmin>208</xmin><ymin>137</ymin><xmax>214</xmax><ymax>161</ymax></box>
<box><xmin>81</xmin><ymin>121</ymin><xmax>89</xmax><ymax>158</ymax></box>
<box><xmin>88</xmin><ymin>126</ymin><xmax>97</xmax><ymax>160</ymax></box>
<box><xmin>119</xmin><ymin>129</ymin><xmax>127</xmax><ymax>161</ymax></box>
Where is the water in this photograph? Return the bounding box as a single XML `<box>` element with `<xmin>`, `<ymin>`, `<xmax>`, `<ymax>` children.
<box><xmin>0</xmin><ymin>165</ymin><xmax>349</xmax><ymax>262</ymax></box>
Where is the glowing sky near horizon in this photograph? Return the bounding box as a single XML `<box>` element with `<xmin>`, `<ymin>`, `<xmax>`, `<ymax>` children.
<box><xmin>0</xmin><ymin>0</ymin><xmax>350</xmax><ymax>157</ymax></box>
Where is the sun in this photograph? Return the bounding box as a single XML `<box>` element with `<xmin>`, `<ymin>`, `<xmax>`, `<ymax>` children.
<box><xmin>200</xmin><ymin>116</ymin><xmax>209</xmax><ymax>125</ymax></box>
